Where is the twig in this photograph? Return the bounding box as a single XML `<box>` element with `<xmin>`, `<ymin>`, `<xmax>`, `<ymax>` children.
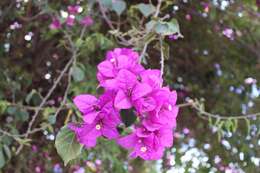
<box><xmin>27</xmin><ymin>56</ymin><xmax>75</xmax><ymax>134</ymax></box>
<box><xmin>8</xmin><ymin>103</ymin><xmax>43</xmax><ymax>111</ymax></box>
<box><xmin>79</xmin><ymin>26</ymin><xmax>87</xmax><ymax>40</ymax></box>
<box><xmin>176</xmin><ymin>102</ymin><xmax>193</xmax><ymax>108</ymax></box>
<box><xmin>97</xmin><ymin>0</ymin><xmax>130</xmax><ymax>46</ymax></box>
<box><xmin>139</xmin><ymin>0</ymin><xmax>163</xmax><ymax>63</ymax></box>
<box><xmin>154</xmin><ymin>0</ymin><xmax>163</xmax><ymax>18</ymax></box>
<box><xmin>159</xmin><ymin>36</ymin><xmax>164</xmax><ymax>79</ymax></box>
<box><xmin>53</xmin><ymin>27</ymin><xmax>86</xmax><ymax>119</ymax></box>
<box><xmin>177</xmin><ymin>100</ymin><xmax>260</xmax><ymax>120</ymax></box>
<box><xmin>53</xmin><ymin>59</ymin><xmax>73</xmax><ymax>118</ymax></box>
<box><xmin>5</xmin><ymin>102</ymin><xmax>71</xmax><ymax>112</ymax></box>
<box><xmin>15</xmin><ymin>50</ymin><xmax>76</xmax><ymax>155</ymax></box>
<box><xmin>97</xmin><ymin>0</ymin><xmax>115</xmax><ymax>29</ymax></box>
<box><xmin>15</xmin><ymin>26</ymin><xmax>87</xmax><ymax>154</ymax></box>
<box><xmin>0</xmin><ymin>128</ymin><xmax>19</xmax><ymax>138</ymax></box>
<box><xmin>155</xmin><ymin>0</ymin><xmax>165</xmax><ymax>80</ymax></box>
<box><xmin>139</xmin><ymin>42</ymin><xmax>149</xmax><ymax>63</ymax></box>
<box><xmin>192</xmin><ymin>103</ymin><xmax>260</xmax><ymax>120</ymax></box>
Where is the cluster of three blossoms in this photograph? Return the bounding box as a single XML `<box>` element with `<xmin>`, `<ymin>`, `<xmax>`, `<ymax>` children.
<box><xmin>69</xmin><ymin>48</ymin><xmax>179</xmax><ymax>160</ymax></box>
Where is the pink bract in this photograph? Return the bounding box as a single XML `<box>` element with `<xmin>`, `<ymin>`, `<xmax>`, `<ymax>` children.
<box><xmin>66</xmin><ymin>15</ymin><xmax>75</xmax><ymax>26</ymax></box>
<box><xmin>49</xmin><ymin>18</ymin><xmax>61</xmax><ymax>29</ymax></box>
<box><xmin>70</xmin><ymin>47</ymin><xmax>179</xmax><ymax>160</ymax></box>
<box><xmin>68</xmin><ymin>5</ymin><xmax>81</xmax><ymax>14</ymax></box>
<box><xmin>80</xmin><ymin>16</ymin><xmax>94</xmax><ymax>27</ymax></box>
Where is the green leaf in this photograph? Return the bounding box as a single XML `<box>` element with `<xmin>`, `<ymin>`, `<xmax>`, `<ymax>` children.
<box><xmin>48</xmin><ymin>115</ymin><xmax>56</xmax><ymax>125</ymax></box>
<box><xmin>155</xmin><ymin>19</ymin><xmax>180</xmax><ymax>36</ymax></box>
<box><xmin>7</xmin><ymin>107</ymin><xmax>29</xmax><ymax>122</ymax></box>
<box><xmin>145</xmin><ymin>20</ymin><xmax>157</xmax><ymax>31</ymax></box>
<box><xmin>136</xmin><ymin>3</ymin><xmax>156</xmax><ymax>17</ymax></box>
<box><xmin>167</xmin><ymin>18</ymin><xmax>180</xmax><ymax>34</ymax></box>
<box><xmin>16</xmin><ymin>110</ymin><xmax>29</xmax><ymax>122</ymax></box>
<box><xmin>155</xmin><ymin>22</ymin><xmax>169</xmax><ymax>35</ymax></box>
<box><xmin>43</xmin><ymin>107</ymin><xmax>56</xmax><ymax>119</ymax></box>
<box><xmin>112</xmin><ymin>0</ymin><xmax>126</xmax><ymax>16</ymax></box>
<box><xmin>0</xmin><ymin>100</ymin><xmax>9</xmax><ymax>114</ymax></box>
<box><xmin>0</xmin><ymin>147</ymin><xmax>5</xmax><ymax>169</ymax></box>
<box><xmin>25</xmin><ymin>89</ymin><xmax>42</xmax><ymax>105</ymax></box>
<box><xmin>6</xmin><ymin>106</ymin><xmax>17</xmax><ymax>115</ymax></box>
<box><xmin>100</xmin><ymin>0</ymin><xmax>112</xmax><ymax>7</ymax></box>
<box><xmin>3</xmin><ymin>145</ymin><xmax>11</xmax><ymax>161</ymax></box>
<box><xmin>72</xmin><ymin>66</ymin><xmax>85</xmax><ymax>82</ymax></box>
<box><xmin>55</xmin><ymin>125</ymin><xmax>83</xmax><ymax>166</ymax></box>
<box><xmin>25</xmin><ymin>89</ymin><xmax>37</xmax><ymax>104</ymax></box>
<box><xmin>75</xmin><ymin>38</ymin><xmax>83</xmax><ymax>48</ymax></box>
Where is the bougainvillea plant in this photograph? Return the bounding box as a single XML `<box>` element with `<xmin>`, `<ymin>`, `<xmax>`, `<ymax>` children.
<box><xmin>69</xmin><ymin>48</ymin><xmax>179</xmax><ymax>160</ymax></box>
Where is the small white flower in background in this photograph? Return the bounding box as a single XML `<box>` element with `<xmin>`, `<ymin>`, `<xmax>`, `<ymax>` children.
<box><xmin>60</xmin><ymin>10</ymin><xmax>68</xmax><ymax>18</ymax></box>
<box><xmin>4</xmin><ymin>43</ymin><xmax>10</xmax><ymax>52</ymax></box>
<box><xmin>45</xmin><ymin>73</ymin><xmax>51</xmax><ymax>80</ymax></box>
<box><xmin>24</xmin><ymin>32</ymin><xmax>34</xmax><ymax>41</ymax></box>
<box><xmin>244</xmin><ymin>77</ymin><xmax>257</xmax><ymax>85</ymax></box>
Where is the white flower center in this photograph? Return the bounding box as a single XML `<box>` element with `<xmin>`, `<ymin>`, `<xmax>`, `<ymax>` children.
<box><xmin>110</xmin><ymin>58</ymin><xmax>115</xmax><ymax>62</ymax></box>
<box><xmin>140</xmin><ymin>146</ymin><xmax>147</xmax><ymax>152</ymax></box>
<box><xmin>95</xmin><ymin>124</ymin><xmax>101</xmax><ymax>130</ymax></box>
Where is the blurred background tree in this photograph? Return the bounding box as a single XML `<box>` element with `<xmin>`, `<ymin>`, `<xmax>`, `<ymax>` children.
<box><xmin>0</xmin><ymin>0</ymin><xmax>259</xmax><ymax>173</ymax></box>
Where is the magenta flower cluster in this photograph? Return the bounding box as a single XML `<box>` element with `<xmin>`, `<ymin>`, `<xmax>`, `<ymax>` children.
<box><xmin>49</xmin><ymin>5</ymin><xmax>93</xmax><ymax>30</ymax></box>
<box><xmin>70</xmin><ymin>48</ymin><xmax>179</xmax><ymax>160</ymax></box>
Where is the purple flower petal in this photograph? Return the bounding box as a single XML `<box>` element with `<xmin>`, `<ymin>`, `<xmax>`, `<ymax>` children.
<box><xmin>117</xmin><ymin>133</ymin><xmax>137</xmax><ymax>149</ymax></box>
<box><xmin>73</xmin><ymin>94</ymin><xmax>97</xmax><ymax>113</ymax></box>
<box><xmin>132</xmin><ymin>83</ymin><xmax>152</xmax><ymax>101</ymax></box>
<box><xmin>97</xmin><ymin>61</ymin><xmax>115</xmax><ymax>78</ymax></box>
<box><xmin>114</xmin><ymin>90</ymin><xmax>132</xmax><ymax>109</ymax></box>
<box><xmin>83</xmin><ymin>111</ymin><xmax>99</xmax><ymax>124</ymax></box>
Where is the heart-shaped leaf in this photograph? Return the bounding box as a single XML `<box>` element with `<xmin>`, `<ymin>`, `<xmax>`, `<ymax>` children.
<box><xmin>72</xmin><ymin>66</ymin><xmax>85</xmax><ymax>82</ymax></box>
<box><xmin>137</xmin><ymin>3</ymin><xmax>156</xmax><ymax>17</ymax></box>
<box><xmin>55</xmin><ymin>125</ymin><xmax>83</xmax><ymax>166</ymax></box>
<box><xmin>155</xmin><ymin>19</ymin><xmax>180</xmax><ymax>36</ymax></box>
<box><xmin>112</xmin><ymin>0</ymin><xmax>126</xmax><ymax>16</ymax></box>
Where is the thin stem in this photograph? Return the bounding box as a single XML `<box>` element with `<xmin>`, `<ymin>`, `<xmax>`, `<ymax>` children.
<box><xmin>139</xmin><ymin>42</ymin><xmax>149</xmax><ymax>63</ymax></box>
<box><xmin>192</xmin><ymin>104</ymin><xmax>260</xmax><ymax>120</ymax></box>
<box><xmin>27</xmin><ymin>54</ymin><xmax>75</xmax><ymax>135</ymax></box>
<box><xmin>159</xmin><ymin>36</ymin><xmax>164</xmax><ymax>80</ymax></box>
<box><xmin>15</xmin><ymin>27</ymin><xmax>84</xmax><ymax>155</ymax></box>
<box><xmin>178</xmin><ymin>100</ymin><xmax>260</xmax><ymax>120</ymax></box>
<box><xmin>0</xmin><ymin>128</ymin><xmax>19</xmax><ymax>138</ymax></box>
<box><xmin>53</xmin><ymin>60</ymin><xmax>73</xmax><ymax>118</ymax></box>
<box><xmin>8</xmin><ymin>103</ymin><xmax>43</xmax><ymax>111</ymax></box>
<box><xmin>97</xmin><ymin>0</ymin><xmax>115</xmax><ymax>30</ymax></box>
<box><xmin>154</xmin><ymin>0</ymin><xmax>163</xmax><ymax>18</ymax></box>
<box><xmin>97</xmin><ymin>0</ymin><xmax>130</xmax><ymax>46</ymax></box>
<box><xmin>176</xmin><ymin>102</ymin><xmax>193</xmax><ymax>108</ymax></box>
<box><xmin>15</xmin><ymin>56</ymin><xmax>75</xmax><ymax>155</ymax></box>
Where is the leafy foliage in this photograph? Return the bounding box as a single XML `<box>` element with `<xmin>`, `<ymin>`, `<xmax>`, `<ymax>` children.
<box><xmin>55</xmin><ymin>125</ymin><xmax>83</xmax><ymax>166</ymax></box>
